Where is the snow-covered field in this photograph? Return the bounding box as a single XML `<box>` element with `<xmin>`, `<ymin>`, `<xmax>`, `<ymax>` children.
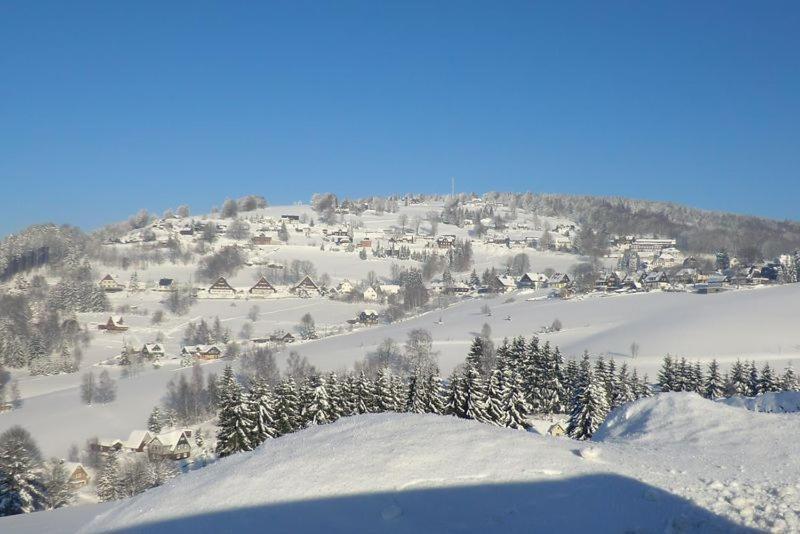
<box><xmin>5</xmin><ymin>392</ymin><xmax>798</xmax><ymax>532</ymax></box>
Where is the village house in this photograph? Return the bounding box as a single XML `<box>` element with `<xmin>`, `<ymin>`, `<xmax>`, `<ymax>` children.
<box><xmin>147</xmin><ymin>430</ymin><xmax>192</xmax><ymax>460</ymax></box>
<box><xmin>444</xmin><ymin>281</ymin><xmax>472</xmax><ymax>295</ymax></box>
<box><xmin>157</xmin><ymin>278</ymin><xmax>176</xmax><ymax>291</ymax></box>
<box><xmin>363</xmin><ymin>286</ymin><xmax>379</xmax><ymax>301</ymax></box>
<box><xmin>208</xmin><ymin>277</ymin><xmax>236</xmax><ymax>296</ymax></box>
<box><xmin>357</xmin><ymin>238</ymin><xmax>372</xmax><ymax>248</ymax></box>
<box><xmin>91</xmin><ymin>438</ymin><xmax>123</xmax><ymax>453</ymax></box>
<box><xmin>98</xmin><ymin>316</ymin><xmax>128</xmax><ymax>332</ymax></box>
<box><xmin>62</xmin><ymin>462</ymin><xmax>91</xmax><ymax>488</ymax></box>
<box><xmin>249</xmin><ymin>277</ymin><xmax>277</xmax><ymax>297</ymax></box>
<box><xmin>181</xmin><ymin>345</ymin><xmax>222</xmax><ymax>360</ymax></box>
<box><xmin>123</xmin><ymin>430</ymin><xmax>154</xmax><ymax>452</ymax></box>
<box><xmin>292</xmin><ymin>275</ymin><xmax>321</xmax><ymax>296</ymax></box>
<box><xmin>269</xmin><ymin>332</ymin><xmax>296</xmax><ymax>344</ymax></box>
<box><xmin>252</xmin><ymin>234</ymin><xmax>272</xmax><ymax>246</ymax></box>
<box><xmin>99</xmin><ymin>274</ymin><xmax>123</xmax><ymax>292</ymax></box>
<box><xmin>673</xmin><ymin>268</ymin><xmax>699</xmax><ymax>285</ymax></box>
<box><xmin>517</xmin><ymin>272</ymin><xmax>548</xmax><ymax>290</ymax></box>
<box><xmin>337</xmin><ymin>279</ymin><xmax>355</xmax><ymax>294</ymax></box>
<box><xmin>357</xmin><ymin>309</ymin><xmax>380</xmax><ymax>324</ymax></box>
<box><xmin>436</xmin><ymin>235</ymin><xmax>456</xmax><ymax>249</ymax></box>
<box><xmin>547</xmin><ymin>273</ymin><xmax>571</xmax><ymax>289</ymax></box>
<box><xmin>643</xmin><ymin>271</ymin><xmax>671</xmax><ymax>291</ymax></box>
<box><xmin>140</xmin><ymin>343</ymin><xmax>165</xmax><ymax>360</ymax></box>
<box><xmin>594</xmin><ymin>272</ymin><xmax>621</xmax><ymax>292</ymax></box>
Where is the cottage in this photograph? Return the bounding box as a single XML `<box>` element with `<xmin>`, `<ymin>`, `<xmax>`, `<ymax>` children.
<box><xmin>179</xmin><ymin>226</ymin><xmax>194</xmax><ymax>236</ymax></box>
<box><xmin>99</xmin><ymin>316</ymin><xmax>128</xmax><ymax>332</ymax></box>
<box><xmin>140</xmin><ymin>343</ymin><xmax>165</xmax><ymax>360</ymax></box>
<box><xmin>357</xmin><ymin>238</ymin><xmax>372</xmax><ymax>248</ymax></box>
<box><xmin>63</xmin><ymin>462</ymin><xmax>90</xmax><ymax>488</ymax></box>
<box><xmin>547</xmin><ymin>422</ymin><xmax>567</xmax><ymax>437</ymax></box>
<box><xmin>358</xmin><ymin>309</ymin><xmax>380</xmax><ymax>324</ymax></box>
<box><xmin>208</xmin><ymin>277</ymin><xmax>236</xmax><ymax>296</ymax></box>
<box><xmin>363</xmin><ymin>286</ymin><xmax>379</xmax><ymax>301</ymax></box>
<box><xmin>249</xmin><ymin>277</ymin><xmax>277</xmax><ymax>297</ymax></box>
<box><xmin>517</xmin><ymin>272</ymin><xmax>548</xmax><ymax>290</ymax></box>
<box><xmin>337</xmin><ymin>280</ymin><xmax>355</xmax><ymax>294</ymax></box>
<box><xmin>157</xmin><ymin>278</ymin><xmax>176</xmax><ymax>291</ymax></box>
<box><xmin>147</xmin><ymin>430</ymin><xmax>192</xmax><ymax>460</ymax></box>
<box><xmin>91</xmin><ymin>438</ymin><xmax>123</xmax><ymax>453</ymax></box>
<box><xmin>99</xmin><ymin>274</ymin><xmax>123</xmax><ymax>292</ymax></box>
<box><xmin>436</xmin><ymin>235</ymin><xmax>457</xmax><ymax>249</ymax></box>
<box><xmin>124</xmin><ymin>430</ymin><xmax>154</xmax><ymax>452</ymax></box>
<box><xmin>643</xmin><ymin>271</ymin><xmax>670</xmax><ymax>291</ymax></box>
<box><xmin>673</xmin><ymin>268</ymin><xmax>699</xmax><ymax>285</ymax></box>
<box><xmin>444</xmin><ymin>281</ymin><xmax>472</xmax><ymax>295</ymax></box>
<box><xmin>269</xmin><ymin>332</ymin><xmax>295</xmax><ymax>344</ymax></box>
<box><xmin>594</xmin><ymin>272</ymin><xmax>621</xmax><ymax>292</ymax></box>
<box><xmin>547</xmin><ymin>273</ymin><xmax>571</xmax><ymax>289</ymax></box>
<box><xmin>496</xmin><ymin>275</ymin><xmax>518</xmax><ymax>292</ymax></box>
<box><xmin>181</xmin><ymin>345</ymin><xmax>222</xmax><ymax>360</ymax></box>
<box><xmin>252</xmin><ymin>234</ymin><xmax>272</xmax><ymax>246</ymax></box>
<box><xmin>292</xmin><ymin>275</ymin><xmax>321</xmax><ymax>296</ymax></box>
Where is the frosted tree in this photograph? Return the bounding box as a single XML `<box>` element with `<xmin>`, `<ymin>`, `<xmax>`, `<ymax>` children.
<box><xmin>611</xmin><ymin>364</ymin><xmax>636</xmax><ymax>408</ymax></box>
<box><xmin>324</xmin><ymin>373</ymin><xmax>345</xmax><ymax>421</ymax></box>
<box><xmin>96</xmin><ymin>452</ymin><xmax>121</xmax><ymax>502</ymax></box>
<box><xmin>726</xmin><ymin>360</ymin><xmax>749</xmax><ymax>396</ymax></box>
<box><xmin>406</xmin><ymin>372</ymin><xmax>428</xmax><ymax>414</ymax></box>
<box><xmin>0</xmin><ymin>426</ymin><xmax>46</xmax><ymax>516</ymax></box>
<box><xmin>353</xmin><ymin>371</ymin><xmax>375</xmax><ymax>414</ymax></box>
<box><xmin>118</xmin><ymin>457</ymin><xmax>152</xmax><ymax>498</ymax></box>
<box><xmin>301</xmin><ymin>377</ymin><xmax>332</xmax><ymax>426</ymax></box>
<box><xmin>390</xmin><ymin>374</ymin><xmax>407</xmax><ymax>412</ymax></box>
<box><xmin>759</xmin><ymin>363</ymin><xmax>779</xmax><ymax>393</ymax></box>
<box><xmin>147</xmin><ymin>406</ymin><xmax>163</xmax><ymax>433</ymax></box>
<box><xmin>485</xmin><ymin>367</ymin><xmax>509</xmax><ymax>426</ymax></box>
<box><xmin>567</xmin><ymin>369</ymin><xmax>609</xmax><ymax>441</ymax></box>
<box><xmin>463</xmin><ymin>339</ymin><xmax>489</xmax><ymax>422</ymax></box>
<box><xmin>248</xmin><ymin>378</ymin><xmax>278</xmax><ymax>446</ymax></box>
<box><xmin>95</xmin><ymin>370</ymin><xmax>117</xmax><ymax>403</ymax></box>
<box><xmin>657</xmin><ymin>355</ymin><xmax>676</xmax><ymax>392</ymax></box>
<box><xmin>80</xmin><ymin>371</ymin><xmax>95</xmax><ymax>404</ymax></box>
<box><xmin>148</xmin><ymin>456</ymin><xmax>178</xmax><ymax>487</ymax></box>
<box><xmin>747</xmin><ymin>361</ymin><xmax>760</xmax><ymax>397</ymax></box>
<box><xmin>445</xmin><ymin>373</ymin><xmax>467</xmax><ymax>418</ymax></box>
<box><xmin>781</xmin><ymin>365</ymin><xmax>799</xmax><ymax>391</ymax></box>
<box><xmin>215</xmin><ymin>367</ymin><xmax>255</xmax><ymax>457</ymax></box>
<box><xmin>42</xmin><ymin>460</ymin><xmax>74</xmax><ymax>510</ymax></box>
<box><xmin>423</xmin><ymin>375</ymin><xmax>446</xmax><ymax>415</ymax></box>
<box><xmin>373</xmin><ymin>368</ymin><xmax>394</xmax><ymax>412</ymax></box>
<box><xmin>704</xmin><ymin>360</ymin><xmax>725</xmax><ymax>400</ymax></box>
<box><xmin>274</xmin><ymin>378</ymin><xmax>300</xmax><ymax>435</ymax></box>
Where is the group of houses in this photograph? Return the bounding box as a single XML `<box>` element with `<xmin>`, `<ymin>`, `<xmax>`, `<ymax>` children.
<box><xmin>204</xmin><ymin>275</ymin><xmax>322</xmax><ymax>299</ymax></box>
<box><xmin>91</xmin><ymin>428</ymin><xmax>194</xmax><ymax>461</ymax></box>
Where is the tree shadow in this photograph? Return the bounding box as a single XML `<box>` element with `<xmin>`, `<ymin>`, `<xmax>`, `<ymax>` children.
<box><xmin>97</xmin><ymin>474</ymin><xmax>758</xmax><ymax>533</ymax></box>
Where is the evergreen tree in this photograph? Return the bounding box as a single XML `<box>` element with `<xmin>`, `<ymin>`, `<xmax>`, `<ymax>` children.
<box><xmin>406</xmin><ymin>371</ymin><xmax>428</xmax><ymax>413</ymax></box>
<box><xmin>423</xmin><ymin>375</ymin><xmax>446</xmax><ymax>415</ymax></box>
<box><xmin>445</xmin><ymin>373</ymin><xmax>467</xmax><ymax>418</ymax></box>
<box><xmin>96</xmin><ymin>452</ymin><xmax>120</xmax><ymax>502</ymax></box>
<box><xmin>247</xmin><ymin>378</ymin><xmax>278</xmax><ymax>447</ymax></box>
<box><xmin>747</xmin><ymin>361</ymin><xmax>760</xmax><ymax>397</ymax></box>
<box><xmin>390</xmin><ymin>374</ymin><xmax>407</xmax><ymax>412</ymax></box>
<box><xmin>462</xmin><ymin>348</ymin><xmax>489</xmax><ymax>422</ymax></box>
<box><xmin>324</xmin><ymin>373</ymin><xmax>345</xmax><ymax>421</ymax></box>
<box><xmin>147</xmin><ymin>406</ymin><xmax>163</xmax><ymax>433</ymax></box>
<box><xmin>657</xmin><ymin>355</ymin><xmax>676</xmax><ymax>392</ymax></box>
<box><xmin>301</xmin><ymin>377</ymin><xmax>332</xmax><ymax>426</ymax></box>
<box><xmin>0</xmin><ymin>426</ymin><xmax>45</xmax><ymax>516</ymax></box>
<box><xmin>611</xmin><ymin>364</ymin><xmax>636</xmax><ymax>408</ymax></box>
<box><xmin>373</xmin><ymin>368</ymin><xmax>394</xmax><ymax>412</ymax></box>
<box><xmin>704</xmin><ymin>360</ymin><xmax>725</xmax><ymax>400</ymax></box>
<box><xmin>566</xmin><ymin>369</ymin><xmax>609</xmax><ymax>441</ymax></box>
<box><xmin>353</xmin><ymin>371</ymin><xmax>374</xmax><ymax>414</ymax></box>
<box><xmin>215</xmin><ymin>367</ymin><xmax>254</xmax><ymax>457</ymax></box>
<box><xmin>727</xmin><ymin>360</ymin><xmax>749</xmax><ymax>396</ymax></box>
<box><xmin>274</xmin><ymin>378</ymin><xmax>300</xmax><ymax>435</ymax></box>
<box><xmin>759</xmin><ymin>363</ymin><xmax>779</xmax><ymax>393</ymax></box>
<box><xmin>781</xmin><ymin>365</ymin><xmax>800</xmax><ymax>391</ymax></box>
<box><xmin>42</xmin><ymin>460</ymin><xmax>74</xmax><ymax>510</ymax></box>
<box><xmin>484</xmin><ymin>367</ymin><xmax>508</xmax><ymax>426</ymax></box>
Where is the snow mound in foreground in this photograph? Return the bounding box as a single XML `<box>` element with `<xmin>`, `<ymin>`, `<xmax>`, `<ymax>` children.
<box><xmin>79</xmin><ymin>413</ymin><xmax>751</xmax><ymax>533</ymax></box>
<box><xmin>722</xmin><ymin>391</ymin><xmax>800</xmax><ymax>413</ymax></box>
<box><xmin>594</xmin><ymin>391</ymin><xmax>797</xmax><ymax>447</ymax></box>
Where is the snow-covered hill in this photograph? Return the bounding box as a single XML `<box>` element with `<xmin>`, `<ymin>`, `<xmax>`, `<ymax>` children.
<box><xmin>7</xmin><ymin>393</ymin><xmax>800</xmax><ymax>532</ymax></box>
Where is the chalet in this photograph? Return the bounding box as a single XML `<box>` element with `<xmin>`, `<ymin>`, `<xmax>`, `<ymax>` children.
<box><xmin>594</xmin><ymin>272</ymin><xmax>621</xmax><ymax>292</ymax></box>
<box><xmin>643</xmin><ymin>271</ymin><xmax>670</xmax><ymax>291</ymax></box>
<box><xmin>62</xmin><ymin>462</ymin><xmax>90</xmax><ymax>488</ymax></box>
<box><xmin>363</xmin><ymin>286</ymin><xmax>379</xmax><ymax>301</ymax></box>
<box><xmin>547</xmin><ymin>421</ymin><xmax>567</xmax><ymax>437</ymax></box>
<box><xmin>517</xmin><ymin>272</ymin><xmax>548</xmax><ymax>290</ymax></box>
<box><xmin>547</xmin><ymin>273</ymin><xmax>571</xmax><ymax>289</ymax></box>
<box><xmin>178</xmin><ymin>226</ymin><xmax>194</xmax><ymax>236</ymax></box>
<box><xmin>157</xmin><ymin>278</ymin><xmax>176</xmax><ymax>291</ymax></box>
<box><xmin>269</xmin><ymin>332</ymin><xmax>296</xmax><ymax>344</ymax></box>
<box><xmin>99</xmin><ymin>274</ymin><xmax>123</xmax><ymax>292</ymax></box>
<box><xmin>437</xmin><ymin>235</ymin><xmax>457</xmax><ymax>249</ymax></box>
<box><xmin>140</xmin><ymin>343</ymin><xmax>165</xmax><ymax>360</ymax></box>
<box><xmin>123</xmin><ymin>430</ymin><xmax>154</xmax><ymax>452</ymax></box>
<box><xmin>292</xmin><ymin>275</ymin><xmax>321</xmax><ymax>296</ymax></box>
<box><xmin>252</xmin><ymin>234</ymin><xmax>272</xmax><ymax>246</ymax></box>
<box><xmin>208</xmin><ymin>277</ymin><xmax>236</xmax><ymax>296</ymax></box>
<box><xmin>181</xmin><ymin>345</ymin><xmax>222</xmax><ymax>360</ymax></box>
<box><xmin>496</xmin><ymin>275</ymin><xmax>518</xmax><ymax>292</ymax></box>
<box><xmin>619</xmin><ymin>272</ymin><xmax>645</xmax><ymax>291</ymax></box>
<box><xmin>357</xmin><ymin>309</ymin><xmax>380</xmax><ymax>324</ymax></box>
<box><xmin>147</xmin><ymin>430</ymin><xmax>192</xmax><ymax>460</ymax></box>
<box><xmin>98</xmin><ymin>316</ymin><xmax>128</xmax><ymax>332</ymax></box>
<box><xmin>444</xmin><ymin>281</ymin><xmax>471</xmax><ymax>295</ymax></box>
<box><xmin>249</xmin><ymin>277</ymin><xmax>277</xmax><ymax>297</ymax></box>
<box><xmin>91</xmin><ymin>438</ymin><xmax>123</xmax><ymax>453</ymax></box>
<box><xmin>338</xmin><ymin>280</ymin><xmax>355</xmax><ymax>294</ymax></box>
<box><xmin>673</xmin><ymin>268</ymin><xmax>699</xmax><ymax>285</ymax></box>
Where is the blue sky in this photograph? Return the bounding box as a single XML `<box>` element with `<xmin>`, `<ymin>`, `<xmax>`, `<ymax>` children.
<box><xmin>1</xmin><ymin>1</ymin><xmax>799</xmax><ymax>235</ymax></box>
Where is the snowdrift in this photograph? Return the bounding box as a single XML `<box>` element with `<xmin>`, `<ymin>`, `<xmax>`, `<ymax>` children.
<box><xmin>722</xmin><ymin>391</ymin><xmax>800</xmax><ymax>413</ymax></box>
<box><xmin>76</xmin><ymin>413</ymin><xmax>752</xmax><ymax>534</ymax></box>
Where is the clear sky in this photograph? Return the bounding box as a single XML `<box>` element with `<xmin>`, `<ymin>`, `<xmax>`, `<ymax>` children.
<box><xmin>1</xmin><ymin>1</ymin><xmax>799</xmax><ymax>235</ymax></box>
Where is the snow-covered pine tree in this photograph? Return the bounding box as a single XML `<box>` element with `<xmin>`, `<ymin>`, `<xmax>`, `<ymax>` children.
<box><xmin>484</xmin><ymin>367</ymin><xmax>508</xmax><ymax>426</ymax></box>
<box><xmin>781</xmin><ymin>365</ymin><xmax>799</xmax><ymax>391</ymax></box>
<box><xmin>274</xmin><ymin>378</ymin><xmax>300</xmax><ymax>435</ymax></box>
<box><xmin>759</xmin><ymin>363</ymin><xmax>779</xmax><ymax>393</ymax></box>
<box><xmin>727</xmin><ymin>360</ymin><xmax>749</xmax><ymax>396</ymax></box>
<box><xmin>636</xmin><ymin>372</ymin><xmax>653</xmax><ymax>398</ymax></box>
<box><xmin>611</xmin><ymin>364</ymin><xmax>636</xmax><ymax>408</ymax></box>
<box><xmin>390</xmin><ymin>374</ymin><xmax>406</xmax><ymax>412</ymax></box>
<box><xmin>445</xmin><ymin>372</ymin><xmax>467</xmax><ymax>418</ymax></box>
<box><xmin>704</xmin><ymin>360</ymin><xmax>725</xmax><ymax>400</ymax></box>
<box><xmin>462</xmin><ymin>343</ymin><xmax>489</xmax><ymax>422</ymax></box>
<box><xmin>0</xmin><ymin>426</ymin><xmax>46</xmax><ymax>516</ymax></box>
<box><xmin>691</xmin><ymin>361</ymin><xmax>704</xmax><ymax>394</ymax></box>
<box><xmin>657</xmin><ymin>355</ymin><xmax>676</xmax><ymax>392</ymax></box>
<box><xmin>340</xmin><ymin>374</ymin><xmax>357</xmax><ymax>417</ymax></box>
<box><xmin>96</xmin><ymin>452</ymin><xmax>121</xmax><ymax>503</ymax></box>
<box><xmin>42</xmin><ymin>460</ymin><xmax>74</xmax><ymax>510</ymax></box>
<box><xmin>406</xmin><ymin>371</ymin><xmax>428</xmax><ymax>413</ymax></box>
<box><xmin>353</xmin><ymin>371</ymin><xmax>375</xmax><ymax>414</ymax></box>
<box><xmin>539</xmin><ymin>347</ymin><xmax>567</xmax><ymax>414</ymax></box>
<box><xmin>215</xmin><ymin>369</ymin><xmax>255</xmax><ymax>457</ymax></box>
<box><xmin>147</xmin><ymin>406</ymin><xmax>163</xmax><ymax>433</ymax></box>
<box><xmin>747</xmin><ymin>361</ymin><xmax>760</xmax><ymax>397</ymax></box>
<box><xmin>247</xmin><ymin>378</ymin><xmax>278</xmax><ymax>447</ymax></box>
<box><xmin>373</xmin><ymin>368</ymin><xmax>394</xmax><ymax>412</ymax></box>
<box><xmin>301</xmin><ymin>377</ymin><xmax>332</xmax><ymax>426</ymax></box>
<box><xmin>423</xmin><ymin>375</ymin><xmax>446</xmax><ymax>415</ymax></box>
<box><xmin>324</xmin><ymin>373</ymin><xmax>345</xmax><ymax>421</ymax></box>
<box><xmin>566</xmin><ymin>369</ymin><xmax>609</xmax><ymax>441</ymax></box>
